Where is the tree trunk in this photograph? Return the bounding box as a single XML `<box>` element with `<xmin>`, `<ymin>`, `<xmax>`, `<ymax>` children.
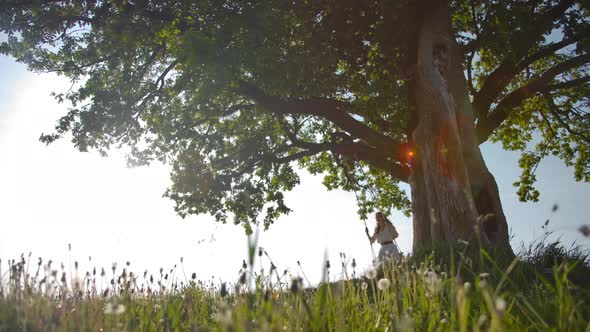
<box><xmin>407</xmin><ymin>1</ymin><xmax>512</xmax><ymax>253</ymax></box>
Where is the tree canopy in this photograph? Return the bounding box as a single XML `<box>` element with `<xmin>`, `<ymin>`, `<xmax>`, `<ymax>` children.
<box><xmin>1</xmin><ymin>0</ymin><xmax>588</xmax><ymax>234</ymax></box>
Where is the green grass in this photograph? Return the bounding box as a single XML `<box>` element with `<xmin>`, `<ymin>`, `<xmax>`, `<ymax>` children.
<box><xmin>1</xmin><ymin>239</ymin><xmax>589</xmax><ymax>331</ymax></box>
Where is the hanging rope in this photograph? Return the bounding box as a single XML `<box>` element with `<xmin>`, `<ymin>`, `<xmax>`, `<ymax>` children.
<box><xmin>340</xmin><ymin>164</ymin><xmax>376</xmax><ymax>262</ymax></box>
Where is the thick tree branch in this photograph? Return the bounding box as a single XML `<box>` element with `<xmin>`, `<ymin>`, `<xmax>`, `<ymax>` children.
<box><xmin>472</xmin><ymin>0</ymin><xmax>576</xmax><ymax>118</ymax></box>
<box><xmin>155</xmin><ymin>60</ymin><xmax>178</xmax><ymax>89</ymax></box>
<box><xmin>476</xmin><ymin>53</ymin><xmax>590</xmax><ymax>142</ymax></box>
<box><xmin>473</xmin><ymin>35</ymin><xmax>581</xmax><ymax>120</ymax></box>
<box><xmin>131</xmin><ymin>59</ymin><xmax>179</xmax><ymax>120</ymax></box>
<box><xmin>272</xmin><ymin>143</ymin><xmax>332</xmax><ymax>164</ymax></box>
<box><xmin>236</xmin><ymin>81</ymin><xmax>403</xmax><ymax>161</ymax></box>
<box><xmin>541</xmin><ymin>76</ymin><xmax>590</xmax><ymax>92</ymax></box>
<box><xmin>220</xmin><ymin>134</ymin><xmax>410</xmax><ymax>183</ymax></box>
<box><xmin>331</xmin><ymin>141</ymin><xmax>410</xmax><ymax>182</ymax></box>
<box><xmin>275</xmin><ymin>115</ymin><xmax>410</xmax><ymax>181</ymax></box>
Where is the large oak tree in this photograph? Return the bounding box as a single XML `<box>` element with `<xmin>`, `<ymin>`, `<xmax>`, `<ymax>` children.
<box><xmin>1</xmin><ymin>0</ymin><xmax>588</xmax><ymax>252</ymax></box>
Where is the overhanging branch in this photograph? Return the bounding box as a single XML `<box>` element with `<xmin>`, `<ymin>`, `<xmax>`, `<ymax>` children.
<box><xmin>541</xmin><ymin>76</ymin><xmax>590</xmax><ymax>92</ymax></box>
<box><xmin>472</xmin><ymin>0</ymin><xmax>577</xmax><ymax>120</ymax></box>
<box><xmin>473</xmin><ymin>35</ymin><xmax>582</xmax><ymax>121</ymax></box>
<box><xmin>476</xmin><ymin>53</ymin><xmax>590</xmax><ymax>143</ymax></box>
<box><xmin>235</xmin><ymin>81</ymin><xmax>404</xmax><ymax>162</ymax></box>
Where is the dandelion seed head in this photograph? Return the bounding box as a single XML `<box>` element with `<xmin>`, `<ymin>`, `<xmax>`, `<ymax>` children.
<box><xmin>104</xmin><ymin>303</ymin><xmax>125</xmax><ymax>315</ymax></box>
<box><xmin>377</xmin><ymin>278</ymin><xmax>391</xmax><ymax>290</ymax></box>
<box><xmin>463</xmin><ymin>282</ymin><xmax>472</xmax><ymax>290</ymax></box>
<box><xmin>425</xmin><ymin>271</ymin><xmax>442</xmax><ymax>296</ymax></box>
<box><xmin>440</xmin><ymin>318</ymin><xmax>448</xmax><ymax>324</ymax></box>
<box><xmin>479</xmin><ymin>272</ymin><xmax>490</xmax><ymax>279</ymax></box>
<box><xmin>365</xmin><ymin>268</ymin><xmax>377</xmax><ymax>279</ymax></box>
<box><xmin>361</xmin><ymin>282</ymin><xmax>368</xmax><ymax>290</ymax></box>
<box><xmin>495</xmin><ymin>297</ymin><xmax>507</xmax><ymax>313</ymax></box>
<box><xmin>115</xmin><ymin>304</ymin><xmax>125</xmax><ymax>315</ymax></box>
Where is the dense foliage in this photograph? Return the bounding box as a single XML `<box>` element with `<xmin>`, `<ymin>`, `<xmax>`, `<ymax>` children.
<box><xmin>1</xmin><ymin>1</ymin><xmax>588</xmax><ymax>232</ymax></box>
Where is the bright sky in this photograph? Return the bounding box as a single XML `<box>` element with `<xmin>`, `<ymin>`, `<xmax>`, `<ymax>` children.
<box><xmin>1</xmin><ymin>54</ymin><xmax>589</xmax><ymax>287</ymax></box>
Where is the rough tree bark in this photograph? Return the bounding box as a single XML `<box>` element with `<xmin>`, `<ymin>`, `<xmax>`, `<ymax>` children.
<box><xmin>407</xmin><ymin>1</ymin><xmax>512</xmax><ymax>252</ymax></box>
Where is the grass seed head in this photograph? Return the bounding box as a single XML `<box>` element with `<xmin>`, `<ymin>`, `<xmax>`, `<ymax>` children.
<box><xmin>239</xmin><ymin>272</ymin><xmax>247</xmax><ymax>285</ymax></box>
<box><xmin>579</xmin><ymin>225</ymin><xmax>590</xmax><ymax>237</ymax></box>
<box><xmin>220</xmin><ymin>282</ymin><xmax>228</xmax><ymax>298</ymax></box>
<box><xmin>290</xmin><ymin>277</ymin><xmax>302</xmax><ymax>294</ymax></box>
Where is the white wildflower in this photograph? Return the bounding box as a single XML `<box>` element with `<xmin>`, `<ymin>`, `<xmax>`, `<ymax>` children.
<box><xmin>377</xmin><ymin>278</ymin><xmax>391</xmax><ymax>290</ymax></box>
<box><xmin>361</xmin><ymin>282</ymin><xmax>368</xmax><ymax>290</ymax></box>
<box><xmin>495</xmin><ymin>297</ymin><xmax>507</xmax><ymax>313</ymax></box>
<box><xmin>440</xmin><ymin>318</ymin><xmax>448</xmax><ymax>324</ymax></box>
<box><xmin>425</xmin><ymin>271</ymin><xmax>442</xmax><ymax>295</ymax></box>
<box><xmin>477</xmin><ymin>315</ymin><xmax>488</xmax><ymax>328</ymax></box>
<box><xmin>104</xmin><ymin>303</ymin><xmax>126</xmax><ymax>315</ymax></box>
<box><xmin>365</xmin><ymin>267</ymin><xmax>377</xmax><ymax>279</ymax></box>
<box><xmin>479</xmin><ymin>272</ymin><xmax>490</xmax><ymax>279</ymax></box>
<box><xmin>115</xmin><ymin>304</ymin><xmax>125</xmax><ymax>315</ymax></box>
<box><xmin>478</xmin><ymin>280</ymin><xmax>488</xmax><ymax>289</ymax></box>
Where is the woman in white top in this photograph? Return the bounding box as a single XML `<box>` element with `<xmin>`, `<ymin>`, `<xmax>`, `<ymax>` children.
<box><xmin>365</xmin><ymin>212</ymin><xmax>400</xmax><ymax>262</ymax></box>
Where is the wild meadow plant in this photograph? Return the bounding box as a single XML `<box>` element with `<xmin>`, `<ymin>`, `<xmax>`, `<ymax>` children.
<box><xmin>1</xmin><ymin>233</ymin><xmax>589</xmax><ymax>331</ymax></box>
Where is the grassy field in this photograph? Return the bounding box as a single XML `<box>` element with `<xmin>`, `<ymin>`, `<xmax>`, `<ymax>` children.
<box><xmin>1</xmin><ymin>238</ymin><xmax>589</xmax><ymax>331</ymax></box>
